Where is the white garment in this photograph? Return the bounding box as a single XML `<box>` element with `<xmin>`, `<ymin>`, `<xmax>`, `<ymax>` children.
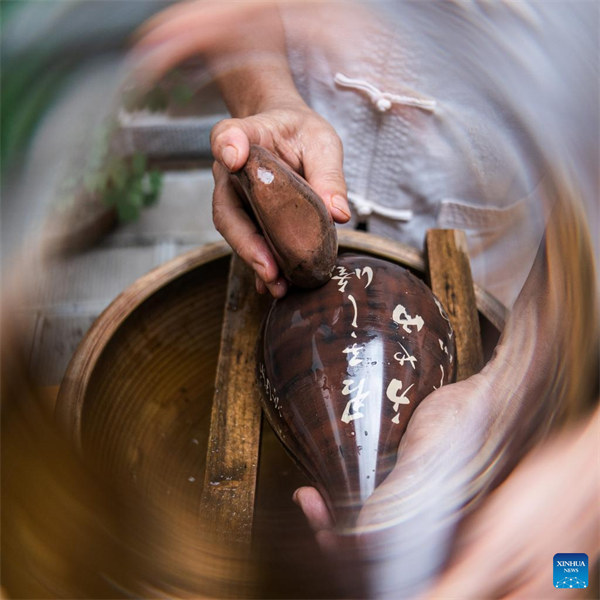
<box><xmin>282</xmin><ymin>1</ymin><xmax>598</xmax><ymax>308</ymax></box>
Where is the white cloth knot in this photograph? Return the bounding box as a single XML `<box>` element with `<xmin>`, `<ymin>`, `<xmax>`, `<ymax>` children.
<box><xmin>348</xmin><ymin>192</ymin><xmax>414</xmax><ymax>222</ymax></box>
<box><xmin>334</xmin><ymin>72</ymin><xmax>436</xmax><ymax>113</ymax></box>
<box><xmin>375</xmin><ymin>96</ymin><xmax>393</xmax><ymax>112</ymax></box>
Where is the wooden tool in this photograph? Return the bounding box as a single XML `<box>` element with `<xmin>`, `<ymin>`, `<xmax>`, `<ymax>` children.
<box><xmin>230</xmin><ymin>145</ymin><xmax>338</xmax><ymax>288</ymax></box>
<box><xmin>200</xmin><ymin>146</ymin><xmax>341</xmax><ymax>546</ymax></box>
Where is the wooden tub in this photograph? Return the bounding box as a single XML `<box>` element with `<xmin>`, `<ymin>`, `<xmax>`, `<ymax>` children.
<box><xmin>55</xmin><ymin>230</ymin><xmax>505</xmax><ymax>598</ymax></box>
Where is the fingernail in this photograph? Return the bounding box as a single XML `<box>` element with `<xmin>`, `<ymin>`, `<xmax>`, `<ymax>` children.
<box><xmin>331</xmin><ymin>194</ymin><xmax>351</xmax><ymax>221</ymax></box>
<box><xmin>222</xmin><ymin>145</ymin><xmax>238</xmax><ymax>171</ymax></box>
<box><xmin>292</xmin><ymin>489</ymin><xmax>300</xmax><ymax>505</ymax></box>
<box><xmin>268</xmin><ymin>278</ymin><xmax>288</xmax><ymax>299</ymax></box>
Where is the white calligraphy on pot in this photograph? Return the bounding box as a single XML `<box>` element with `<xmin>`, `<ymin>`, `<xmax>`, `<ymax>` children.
<box><xmin>335</xmin><ymin>265</ymin><xmax>374</xmax><ymax>423</ymax></box>
<box><xmin>332</xmin><ymin>265</ymin><xmax>374</xmax><ymax>294</ymax></box>
<box><xmin>386</xmin><ymin>378</ymin><xmax>414</xmax><ymax>424</ymax></box>
<box><xmin>394</xmin><ymin>342</ymin><xmax>417</xmax><ymax>370</ymax></box>
<box><xmin>392</xmin><ymin>304</ymin><xmax>424</xmax><ymax>334</ymax></box>
<box><xmin>341</xmin><ymin>377</ymin><xmax>370</xmax><ymax>423</ymax></box>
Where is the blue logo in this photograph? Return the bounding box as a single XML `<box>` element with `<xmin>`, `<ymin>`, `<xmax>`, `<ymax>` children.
<box><xmin>553</xmin><ymin>553</ymin><xmax>588</xmax><ymax>589</ymax></box>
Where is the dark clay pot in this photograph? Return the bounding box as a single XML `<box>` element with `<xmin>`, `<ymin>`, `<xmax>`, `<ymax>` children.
<box><xmin>257</xmin><ymin>254</ymin><xmax>456</xmax><ymax>530</ymax></box>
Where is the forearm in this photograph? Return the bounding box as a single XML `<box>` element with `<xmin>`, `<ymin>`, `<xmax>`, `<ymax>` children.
<box><xmin>133</xmin><ymin>1</ymin><xmax>305</xmax><ymax>116</ymax></box>
<box><xmin>203</xmin><ymin>3</ymin><xmax>305</xmax><ymax>117</ymax></box>
<box><xmin>482</xmin><ymin>175</ymin><xmax>598</xmax><ymax>465</ymax></box>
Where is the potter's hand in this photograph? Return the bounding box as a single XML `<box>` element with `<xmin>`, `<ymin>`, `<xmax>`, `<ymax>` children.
<box><xmin>425</xmin><ymin>405</ymin><xmax>599</xmax><ymax>600</ymax></box>
<box><xmin>295</xmin><ymin>190</ymin><xmax>598</xmax><ymax>596</ymax></box>
<box><xmin>296</xmin><ymin>382</ymin><xmax>599</xmax><ymax>598</ymax></box>
<box><xmin>132</xmin><ymin>1</ymin><xmax>350</xmax><ymax>297</ymax></box>
<box><xmin>211</xmin><ymin>107</ymin><xmax>349</xmax><ymax>298</ymax></box>
<box><xmin>295</xmin><ymin>373</ymin><xmax>505</xmax><ymax>597</ymax></box>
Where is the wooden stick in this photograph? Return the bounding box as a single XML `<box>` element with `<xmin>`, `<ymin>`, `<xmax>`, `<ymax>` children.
<box><xmin>199</xmin><ymin>254</ymin><xmax>269</xmax><ymax>547</ymax></box>
<box><xmin>426</xmin><ymin>229</ymin><xmax>484</xmax><ymax>381</ymax></box>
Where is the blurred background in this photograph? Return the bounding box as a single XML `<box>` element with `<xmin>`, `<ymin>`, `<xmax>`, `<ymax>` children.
<box><xmin>1</xmin><ymin>1</ymin><xmax>598</xmax><ymax>598</ymax></box>
<box><xmin>2</xmin><ymin>2</ymin><xmax>360</xmax><ymax>597</ymax></box>
<box><xmin>1</xmin><ymin>2</ymin><xmax>322</xmax><ymax>598</ymax></box>
<box><xmin>2</xmin><ymin>0</ymin><xmax>224</xmax><ymax>382</ymax></box>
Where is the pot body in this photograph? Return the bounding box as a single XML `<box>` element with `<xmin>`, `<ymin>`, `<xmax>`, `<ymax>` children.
<box><xmin>258</xmin><ymin>253</ymin><xmax>456</xmax><ymax>529</ymax></box>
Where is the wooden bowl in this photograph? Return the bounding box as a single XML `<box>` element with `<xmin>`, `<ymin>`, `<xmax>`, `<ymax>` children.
<box><xmin>55</xmin><ymin>230</ymin><xmax>506</xmax><ymax>596</ymax></box>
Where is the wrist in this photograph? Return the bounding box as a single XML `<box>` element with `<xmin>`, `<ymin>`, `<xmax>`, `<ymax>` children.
<box><xmin>201</xmin><ymin>2</ymin><xmax>304</xmax><ymax>118</ymax></box>
<box><xmin>208</xmin><ymin>52</ymin><xmax>305</xmax><ymax>117</ymax></box>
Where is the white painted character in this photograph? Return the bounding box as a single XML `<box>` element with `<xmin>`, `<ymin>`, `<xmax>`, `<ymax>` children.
<box><xmin>394</xmin><ymin>342</ymin><xmax>417</xmax><ymax>369</ymax></box>
<box><xmin>392</xmin><ymin>304</ymin><xmax>424</xmax><ymax>334</ymax></box>
<box><xmin>343</xmin><ymin>342</ymin><xmax>364</xmax><ymax>367</ymax></box>
<box><xmin>341</xmin><ymin>377</ymin><xmax>370</xmax><ymax>423</ymax></box>
<box><xmin>386</xmin><ymin>378</ymin><xmax>414</xmax><ymax>424</ymax></box>
<box><xmin>355</xmin><ymin>266</ymin><xmax>374</xmax><ymax>288</ymax></box>
<box><xmin>332</xmin><ymin>266</ymin><xmax>353</xmax><ymax>293</ymax></box>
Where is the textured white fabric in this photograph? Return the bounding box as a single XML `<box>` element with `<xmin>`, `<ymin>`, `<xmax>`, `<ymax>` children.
<box><xmin>281</xmin><ymin>1</ymin><xmax>598</xmax><ymax>309</ymax></box>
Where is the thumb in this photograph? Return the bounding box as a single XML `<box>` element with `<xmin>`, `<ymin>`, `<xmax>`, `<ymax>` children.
<box><xmin>301</xmin><ymin>138</ymin><xmax>351</xmax><ymax>224</ymax></box>
<box><xmin>359</xmin><ymin>377</ymin><xmax>493</xmax><ymax>531</ymax></box>
<box><xmin>353</xmin><ymin>381</ymin><xmax>491</xmax><ymax>599</ymax></box>
<box><xmin>292</xmin><ymin>486</ymin><xmax>334</xmax><ymax>533</ymax></box>
<box><xmin>210</xmin><ymin>119</ymin><xmax>253</xmax><ymax>172</ymax></box>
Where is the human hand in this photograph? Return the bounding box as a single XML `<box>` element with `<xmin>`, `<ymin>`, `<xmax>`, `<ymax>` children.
<box><xmin>294</xmin><ymin>373</ymin><xmax>508</xmax><ymax>597</ymax></box>
<box><xmin>295</xmin><ymin>369</ymin><xmax>598</xmax><ymax>598</ymax></box>
<box><xmin>132</xmin><ymin>1</ymin><xmax>351</xmax><ymax>297</ymax></box>
<box><xmin>211</xmin><ymin>106</ymin><xmax>350</xmax><ymax>297</ymax></box>
<box><xmin>425</xmin><ymin>406</ymin><xmax>599</xmax><ymax>599</ymax></box>
<box><xmin>293</xmin><ymin>178</ymin><xmax>600</xmax><ymax>595</ymax></box>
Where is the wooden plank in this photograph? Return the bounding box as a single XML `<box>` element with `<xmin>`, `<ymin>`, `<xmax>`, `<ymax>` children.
<box><xmin>199</xmin><ymin>254</ymin><xmax>269</xmax><ymax>547</ymax></box>
<box><xmin>426</xmin><ymin>229</ymin><xmax>484</xmax><ymax>381</ymax></box>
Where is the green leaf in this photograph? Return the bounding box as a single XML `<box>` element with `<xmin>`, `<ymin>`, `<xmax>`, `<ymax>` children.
<box><xmin>131</xmin><ymin>153</ymin><xmax>146</xmax><ymax>176</ymax></box>
<box><xmin>116</xmin><ymin>200</ymin><xmax>140</xmax><ymax>222</ymax></box>
<box><xmin>172</xmin><ymin>83</ymin><xmax>194</xmax><ymax>105</ymax></box>
<box><xmin>143</xmin><ymin>87</ymin><xmax>169</xmax><ymax>112</ymax></box>
<box><xmin>1</xmin><ymin>59</ymin><xmax>72</xmax><ymax>173</ymax></box>
<box><xmin>128</xmin><ymin>188</ymin><xmax>144</xmax><ymax>209</ymax></box>
<box><xmin>140</xmin><ymin>171</ymin><xmax>162</xmax><ymax>206</ymax></box>
<box><xmin>149</xmin><ymin>170</ymin><xmax>163</xmax><ymax>193</ymax></box>
<box><xmin>103</xmin><ymin>188</ymin><xmax>120</xmax><ymax>208</ymax></box>
<box><xmin>108</xmin><ymin>159</ymin><xmax>128</xmax><ymax>191</ymax></box>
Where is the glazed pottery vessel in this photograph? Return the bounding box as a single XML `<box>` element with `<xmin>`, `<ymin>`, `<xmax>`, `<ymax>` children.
<box><xmin>258</xmin><ymin>253</ymin><xmax>456</xmax><ymax>529</ymax></box>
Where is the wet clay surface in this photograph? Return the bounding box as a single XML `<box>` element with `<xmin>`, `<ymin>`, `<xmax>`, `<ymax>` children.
<box><xmin>231</xmin><ymin>145</ymin><xmax>337</xmax><ymax>288</ymax></box>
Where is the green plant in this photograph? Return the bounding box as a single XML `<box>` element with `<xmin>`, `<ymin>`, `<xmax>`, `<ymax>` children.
<box><xmin>57</xmin><ymin>120</ymin><xmax>163</xmax><ymax>223</ymax></box>
<box><xmin>123</xmin><ymin>68</ymin><xmax>196</xmax><ymax>113</ymax></box>
<box><xmin>92</xmin><ymin>152</ymin><xmax>162</xmax><ymax>222</ymax></box>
